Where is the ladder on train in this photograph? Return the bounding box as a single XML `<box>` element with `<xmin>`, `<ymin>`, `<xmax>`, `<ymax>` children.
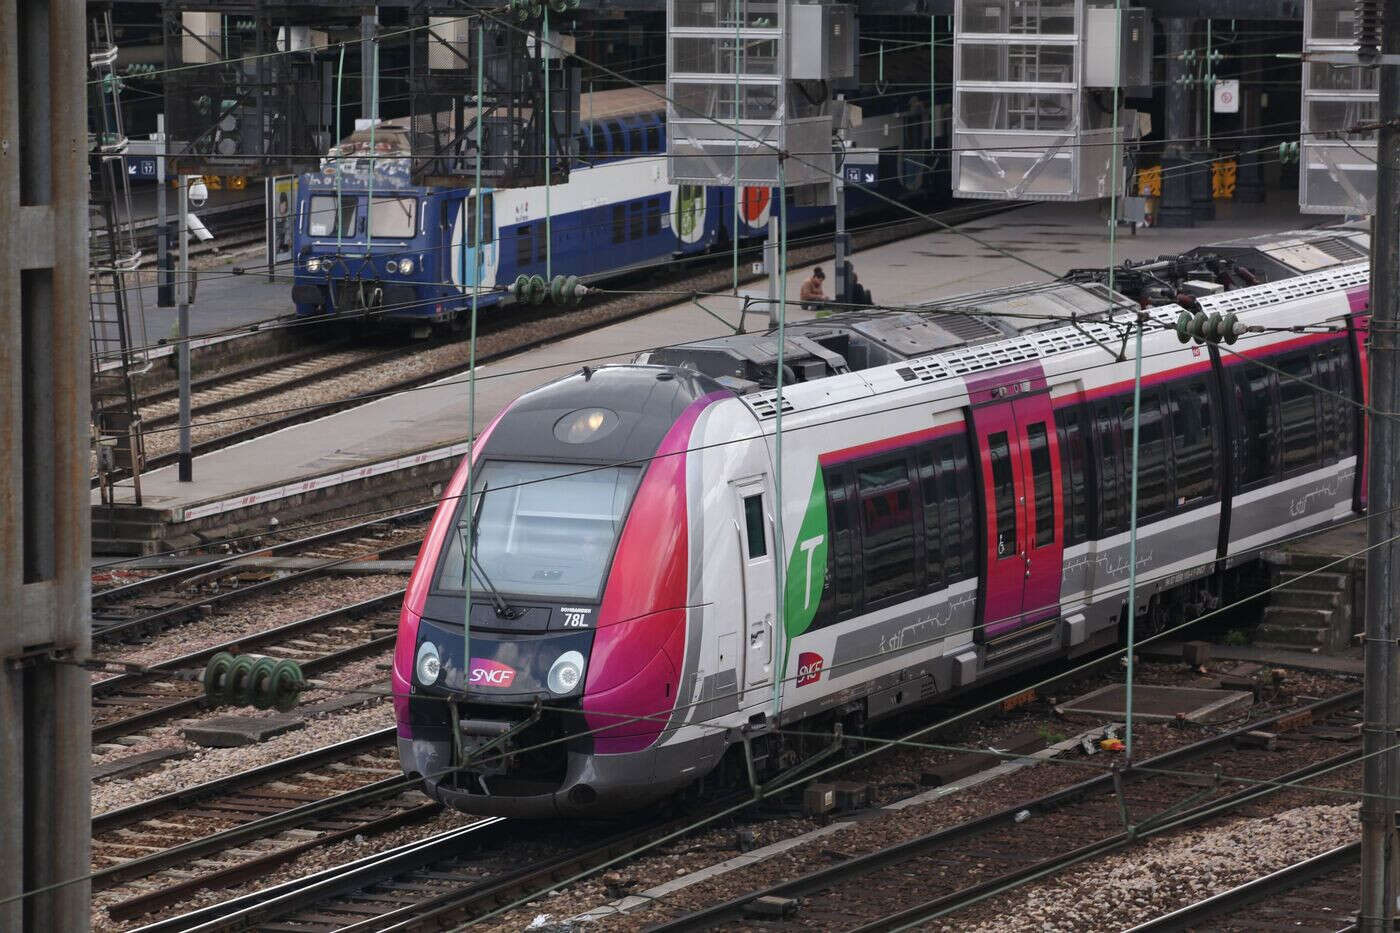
<box><xmin>88</xmin><ymin>3</ymin><xmax>148</xmax><ymax>506</ymax></box>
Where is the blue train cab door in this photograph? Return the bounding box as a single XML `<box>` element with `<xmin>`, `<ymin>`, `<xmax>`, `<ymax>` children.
<box><xmin>455</xmin><ymin>191</ymin><xmax>497</xmax><ymax>298</ymax></box>
<box><xmin>971</xmin><ymin>393</ymin><xmax>1064</xmax><ymax>642</ymax></box>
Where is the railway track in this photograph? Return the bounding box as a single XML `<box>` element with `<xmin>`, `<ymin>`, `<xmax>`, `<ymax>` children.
<box><xmin>92</xmin><ymin>727</ymin><xmax>432</xmax><ymax>924</ymax></box>
<box><xmin>91</xmin><ymin>590</ymin><xmax>403</xmax><ymax>743</ymax></box>
<box><xmin>92</xmin><ymin>508</ymin><xmax>428</xmax><ymax>642</ymax></box>
<box><xmin>646</xmin><ymin>690</ymin><xmax>1365</xmax><ymax>932</ymax></box>
<box><xmin>1126</xmin><ymin>842</ymin><xmax>1359</xmax><ymax>932</ymax></box>
<box><xmin>108</xmin><ymin>199</ymin><xmax>1021</xmax><ymax>486</ymax></box>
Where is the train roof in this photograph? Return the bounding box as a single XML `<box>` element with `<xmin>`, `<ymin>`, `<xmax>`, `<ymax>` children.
<box><xmin>1189</xmin><ymin>224</ymin><xmax>1369</xmax><ymax>280</ymax></box>
<box><xmin>639</xmin><ymin>281</ymin><xmax>1135</xmax><ymax>393</ymax></box>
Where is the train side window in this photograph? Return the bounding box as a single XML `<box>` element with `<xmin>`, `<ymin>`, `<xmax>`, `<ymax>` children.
<box><xmin>629</xmin><ymin>203</ymin><xmax>644</xmax><ymax>241</ymax></box>
<box><xmin>1279</xmin><ymin>352</ymin><xmax>1320</xmax><ymax>474</ymax></box>
<box><xmin>646</xmin><ymin>123</ymin><xmax>661</xmax><ymax>153</ymax></box>
<box><xmin>939</xmin><ymin>435</ymin><xmax>976</xmax><ymax>583</ymax></box>
<box><xmin>465</xmin><ymin>193</ymin><xmax>494</xmax><ymax>247</ymax></box>
<box><xmin>1026</xmin><ymin>422</ymin><xmax>1055</xmax><ymax>546</ymax></box>
<box><xmin>1093</xmin><ymin>401</ymin><xmax>1124</xmax><ymax>536</ymax></box>
<box><xmin>742</xmin><ymin>494</ymin><xmax>766</xmax><ymax>558</ymax></box>
<box><xmin>516</xmin><ymin>224</ymin><xmax>532</xmax><ymax>267</ymax></box>
<box><xmin>646</xmin><ymin>198</ymin><xmax>662</xmax><ymax>236</ymax></box>
<box><xmin>1233</xmin><ymin>361</ymin><xmax>1278</xmax><ymax>487</ymax></box>
<box><xmin>988</xmin><ymin>432</ymin><xmax>1017</xmax><ymax>558</ymax></box>
<box><xmin>816</xmin><ymin>468</ymin><xmax>857</xmax><ymax>626</ymax></box>
<box><xmin>628</xmin><ymin>123</ymin><xmax>644</xmax><ymax>154</ymax></box>
<box><xmin>1334</xmin><ymin>341</ymin><xmax>1357</xmax><ymax>458</ymax></box>
<box><xmin>1169</xmin><ymin>378</ymin><xmax>1216</xmax><ymax>506</ymax></box>
<box><xmin>611</xmin><ymin>205</ymin><xmax>626</xmax><ymax>244</ymax></box>
<box><xmin>591</xmin><ymin>124</ymin><xmax>608</xmax><ymax>157</ymax></box>
<box><xmin>1054</xmin><ymin>405</ymin><xmax>1088</xmax><ymax>546</ymax></box>
<box><xmin>1122</xmin><ymin>390</ymin><xmax>1168</xmax><ymax>521</ymax></box>
<box><xmin>857</xmin><ymin>457</ymin><xmax>918</xmax><ymax>604</ymax></box>
<box><xmin>575</xmin><ymin>131</ymin><xmax>590</xmax><ymax>161</ymax></box>
<box><xmin>607</xmin><ymin>121</ymin><xmax>624</xmax><ymax>156</ymax></box>
<box><xmin>917</xmin><ymin>449</ymin><xmax>943</xmax><ymax>591</ymax></box>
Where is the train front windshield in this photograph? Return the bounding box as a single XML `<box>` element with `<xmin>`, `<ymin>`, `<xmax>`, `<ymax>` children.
<box><xmin>433</xmin><ymin>462</ymin><xmax>641</xmax><ymax>602</ymax></box>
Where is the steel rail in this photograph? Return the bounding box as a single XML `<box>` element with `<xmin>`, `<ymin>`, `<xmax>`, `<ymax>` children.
<box><xmin>646</xmin><ymin>689</ymin><xmax>1364</xmax><ymax>932</ymax></box>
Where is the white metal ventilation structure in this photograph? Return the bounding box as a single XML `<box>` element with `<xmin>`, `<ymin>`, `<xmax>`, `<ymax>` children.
<box><xmin>951</xmin><ymin>0</ymin><xmax>1150</xmax><ymax>201</ymax></box>
<box><xmin>666</xmin><ymin>0</ymin><xmax>853</xmax><ymax>187</ymax></box>
<box><xmin>1300</xmin><ymin>0</ymin><xmax>1379</xmax><ymax>214</ymax></box>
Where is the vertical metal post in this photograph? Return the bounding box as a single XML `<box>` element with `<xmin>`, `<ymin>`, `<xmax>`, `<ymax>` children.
<box><xmin>834</xmin><ymin>95</ymin><xmax>848</xmax><ymax>306</ymax></box>
<box><xmin>177</xmin><ymin>175</ymin><xmax>192</xmax><ymax>482</ymax></box>
<box><xmin>766</xmin><ymin>213</ymin><xmax>780</xmax><ymax>326</ymax></box>
<box><xmin>1360</xmin><ymin>0</ymin><xmax>1400</xmax><ymax>925</ymax></box>
<box><xmin>156</xmin><ymin>113</ymin><xmax>169</xmax><ymax>302</ymax></box>
<box><xmin>361</xmin><ymin>11</ymin><xmax>378</xmax><ymax>123</ymax></box>
<box><xmin>1</xmin><ymin>0</ymin><xmax>92</xmax><ymax>926</ymax></box>
<box><xmin>543</xmin><ymin>6</ymin><xmax>552</xmax><ymax>281</ymax></box>
<box><xmin>464</xmin><ymin>16</ymin><xmax>486</xmax><ymax>696</ymax></box>
<box><xmin>1158</xmin><ymin>19</ymin><xmax>1195</xmax><ymax>227</ymax></box>
<box><xmin>1205</xmin><ymin>20</ymin><xmax>1213</xmax><ymax>150</ymax></box>
<box><xmin>771</xmin><ymin>162</ymin><xmax>788</xmax><ymax>718</ymax></box>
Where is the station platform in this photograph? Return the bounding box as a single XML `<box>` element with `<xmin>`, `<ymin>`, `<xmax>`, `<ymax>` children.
<box><xmin>93</xmin><ymin>195</ymin><xmax>1331</xmax><ymax>553</ymax></box>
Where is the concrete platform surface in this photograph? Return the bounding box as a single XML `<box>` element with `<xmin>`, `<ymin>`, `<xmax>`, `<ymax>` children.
<box><xmin>1056</xmin><ymin>683</ymin><xmax>1255</xmax><ymax>723</ymax></box>
<box><xmin>98</xmin><ymin>195</ymin><xmax>1333</xmax><ymax>548</ymax></box>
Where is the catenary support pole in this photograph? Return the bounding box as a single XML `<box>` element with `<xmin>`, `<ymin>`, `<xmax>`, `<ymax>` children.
<box><xmin>766</xmin><ymin>213</ymin><xmax>780</xmax><ymax>326</ymax></box>
<box><xmin>1360</xmin><ymin>0</ymin><xmax>1400</xmax><ymax>925</ymax></box>
<box><xmin>464</xmin><ymin>16</ymin><xmax>486</xmax><ymax>701</ymax></box>
<box><xmin>0</xmin><ymin>0</ymin><xmax>93</xmax><ymax>926</ymax></box>
<box><xmin>1158</xmin><ymin>19</ymin><xmax>1195</xmax><ymax>227</ymax></box>
<box><xmin>177</xmin><ymin>175</ymin><xmax>192</xmax><ymax>482</ymax></box>
<box><xmin>362</xmin><ymin>11</ymin><xmax>378</xmax><ymax>123</ymax></box>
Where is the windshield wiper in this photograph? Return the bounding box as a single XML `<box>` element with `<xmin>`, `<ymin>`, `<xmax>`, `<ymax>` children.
<box><xmin>458</xmin><ymin>482</ymin><xmax>518</xmax><ymax>619</ymax></box>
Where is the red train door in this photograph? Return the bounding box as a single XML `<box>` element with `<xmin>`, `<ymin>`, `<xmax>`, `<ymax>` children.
<box><xmin>972</xmin><ymin>393</ymin><xmax>1064</xmax><ymax>640</ymax></box>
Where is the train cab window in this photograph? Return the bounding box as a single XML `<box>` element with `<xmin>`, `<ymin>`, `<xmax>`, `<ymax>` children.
<box><xmin>858</xmin><ymin>457</ymin><xmax>918</xmax><ymax>604</ymax></box>
<box><xmin>1169</xmin><ymin>379</ymin><xmax>1216</xmax><ymax>506</ymax></box>
<box><xmin>1054</xmin><ymin>406</ymin><xmax>1089</xmax><ymax>546</ymax></box>
<box><xmin>611</xmin><ymin>205</ymin><xmax>626</xmax><ymax>244</ymax></box>
<box><xmin>1121</xmin><ymin>391</ymin><xmax>1168</xmax><ymax>520</ymax></box>
<box><xmin>646</xmin><ymin>198</ymin><xmax>662</xmax><ymax>236</ymax></box>
<box><xmin>1026</xmin><ymin>422</ymin><xmax>1055</xmax><ymax>547</ymax></box>
<box><xmin>1233</xmin><ymin>361</ymin><xmax>1278</xmax><ymax>488</ymax></box>
<box><xmin>516</xmin><ymin>225</ymin><xmax>533</xmax><ymax>267</ymax></box>
<box><xmin>743</xmin><ymin>494</ymin><xmax>767</xmax><ymax>558</ymax></box>
<box><xmin>988</xmin><ymin>432</ymin><xmax>1017</xmax><ymax>558</ymax></box>
<box><xmin>465</xmin><ymin>193</ymin><xmax>494</xmax><ymax>247</ymax></box>
<box><xmin>308</xmin><ymin>195</ymin><xmax>357</xmax><ymax>237</ymax></box>
<box><xmin>1279</xmin><ymin>352</ymin><xmax>1321</xmax><ymax>474</ymax></box>
<box><xmin>646</xmin><ymin>123</ymin><xmax>661</xmax><ymax>153</ymax></box>
<box><xmin>368</xmin><ymin>196</ymin><xmax>417</xmax><ymax>238</ymax></box>
<box><xmin>628</xmin><ymin>123</ymin><xmax>644</xmax><ymax>154</ymax></box>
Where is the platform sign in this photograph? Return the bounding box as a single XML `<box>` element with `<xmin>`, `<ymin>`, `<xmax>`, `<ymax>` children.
<box><xmin>126</xmin><ymin>156</ymin><xmax>159</xmax><ymax>181</ymax></box>
<box><xmin>266</xmin><ymin>175</ymin><xmax>297</xmax><ymax>280</ymax></box>
<box><xmin>1213</xmin><ymin>80</ymin><xmax>1240</xmax><ymax>114</ymax></box>
<box><xmin>843</xmin><ymin>148</ymin><xmax>879</xmax><ymax>186</ymax></box>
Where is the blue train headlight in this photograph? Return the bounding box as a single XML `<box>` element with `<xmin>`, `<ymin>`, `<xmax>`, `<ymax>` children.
<box><xmin>416</xmin><ymin>641</ymin><xmax>441</xmax><ymax>686</ymax></box>
<box><xmin>306</xmin><ymin>258</ymin><xmax>322</xmax><ymax>273</ymax></box>
<box><xmin>547</xmin><ymin>650</ymin><xmax>585</xmax><ymax>695</ymax></box>
<box><xmin>399</xmin><ymin>258</ymin><xmax>415</xmax><ymax>275</ymax></box>
<box><xmin>386</xmin><ymin>260</ymin><xmax>399</xmax><ymax>274</ymax></box>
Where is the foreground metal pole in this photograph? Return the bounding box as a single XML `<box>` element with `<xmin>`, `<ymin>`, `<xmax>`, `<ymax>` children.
<box><xmin>1360</xmin><ymin>0</ymin><xmax>1400</xmax><ymax>926</ymax></box>
<box><xmin>766</xmin><ymin>213</ymin><xmax>780</xmax><ymax>327</ymax></box>
<box><xmin>177</xmin><ymin>176</ymin><xmax>192</xmax><ymax>482</ymax></box>
<box><xmin>0</xmin><ymin>0</ymin><xmax>93</xmax><ymax>926</ymax></box>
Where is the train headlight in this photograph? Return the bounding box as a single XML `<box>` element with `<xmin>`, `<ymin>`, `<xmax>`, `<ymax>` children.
<box><xmin>399</xmin><ymin>258</ymin><xmax>415</xmax><ymax>275</ymax></box>
<box><xmin>415</xmin><ymin>641</ymin><xmax>441</xmax><ymax>686</ymax></box>
<box><xmin>306</xmin><ymin>258</ymin><xmax>322</xmax><ymax>273</ymax></box>
<box><xmin>385</xmin><ymin>260</ymin><xmax>399</xmax><ymax>274</ymax></box>
<box><xmin>547</xmin><ymin>650</ymin><xmax>585</xmax><ymax>695</ymax></box>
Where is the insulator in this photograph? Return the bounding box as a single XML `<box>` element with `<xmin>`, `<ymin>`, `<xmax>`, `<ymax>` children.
<box><xmin>1355</xmin><ymin>0</ymin><xmax>1382</xmax><ymax>57</ymax></box>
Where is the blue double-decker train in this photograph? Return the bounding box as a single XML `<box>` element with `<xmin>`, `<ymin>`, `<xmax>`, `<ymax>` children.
<box><xmin>290</xmin><ymin>86</ymin><xmax>943</xmax><ymax>325</ymax></box>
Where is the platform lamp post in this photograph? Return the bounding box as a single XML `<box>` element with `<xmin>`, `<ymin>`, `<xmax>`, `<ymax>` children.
<box><xmin>177</xmin><ymin>174</ymin><xmax>208</xmax><ymax>483</ymax></box>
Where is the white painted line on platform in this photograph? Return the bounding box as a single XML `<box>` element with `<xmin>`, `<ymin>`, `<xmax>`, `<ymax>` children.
<box><xmin>568</xmin><ymin>724</ymin><xmax>1116</xmax><ymax>923</ymax></box>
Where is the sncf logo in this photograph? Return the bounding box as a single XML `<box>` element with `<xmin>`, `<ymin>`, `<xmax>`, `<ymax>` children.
<box><xmin>469</xmin><ymin>658</ymin><xmax>516</xmax><ymax>688</ymax></box>
<box><xmin>796</xmin><ymin>652</ymin><xmax>824</xmax><ymax>688</ymax></box>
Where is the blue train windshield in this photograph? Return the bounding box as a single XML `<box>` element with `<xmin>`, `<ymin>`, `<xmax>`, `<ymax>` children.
<box><xmin>308</xmin><ymin>195</ymin><xmax>357</xmax><ymax>237</ymax></box>
<box><xmin>433</xmin><ymin>461</ymin><xmax>641</xmax><ymax>602</ymax></box>
<box><xmin>368</xmin><ymin>196</ymin><xmax>417</xmax><ymax>238</ymax></box>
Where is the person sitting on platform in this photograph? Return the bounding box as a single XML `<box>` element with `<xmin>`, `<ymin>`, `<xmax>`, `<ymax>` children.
<box><xmin>800</xmin><ymin>267</ymin><xmax>828</xmax><ymax>310</ymax></box>
<box><xmin>848</xmin><ymin>270</ymin><xmax>873</xmax><ymax>307</ymax></box>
